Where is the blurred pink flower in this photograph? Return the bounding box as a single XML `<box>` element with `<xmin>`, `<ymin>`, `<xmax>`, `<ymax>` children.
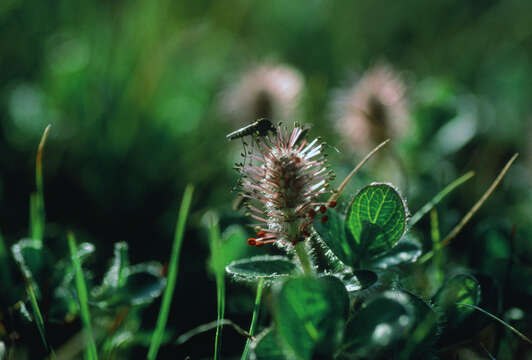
<box><xmin>220</xmin><ymin>63</ymin><xmax>304</xmax><ymax>125</ymax></box>
<box><xmin>332</xmin><ymin>63</ymin><xmax>410</xmax><ymax>154</ymax></box>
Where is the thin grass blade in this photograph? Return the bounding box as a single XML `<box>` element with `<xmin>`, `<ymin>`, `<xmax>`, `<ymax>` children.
<box><xmin>147</xmin><ymin>184</ymin><xmax>194</xmax><ymax>360</ymax></box>
<box><xmin>409</xmin><ymin>171</ymin><xmax>474</xmax><ymax>227</ymax></box>
<box><xmin>241</xmin><ymin>277</ymin><xmax>265</xmax><ymax>360</ymax></box>
<box><xmin>26</xmin><ymin>281</ymin><xmax>54</xmax><ymax>357</ymax></box>
<box><xmin>32</xmin><ymin>125</ymin><xmax>51</xmax><ymax>244</ymax></box>
<box><xmin>457</xmin><ymin>303</ymin><xmax>532</xmax><ymax>344</ymax></box>
<box><xmin>440</xmin><ymin>154</ymin><xmax>518</xmax><ymax>247</ymax></box>
<box><xmin>68</xmin><ymin>232</ymin><xmax>98</xmax><ymax>360</ymax></box>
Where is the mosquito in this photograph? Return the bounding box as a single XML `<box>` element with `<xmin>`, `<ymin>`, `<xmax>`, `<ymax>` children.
<box><xmin>226</xmin><ymin>118</ymin><xmax>276</xmax><ymax>140</ymax></box>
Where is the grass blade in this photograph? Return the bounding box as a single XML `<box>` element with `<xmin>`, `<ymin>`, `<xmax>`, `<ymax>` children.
<box><xmin>32</xmin><ymin>125</ymin><xmax>51</xmax><ymax>244</ymax></box>
<box><xmin>175</xmin><ymin>319</ymin><xmax>251</xmax><ymax>346</ymax></box>
<box><xmin>147</xmin><ymin>184</ymin><xmax>194</xmax><ymax>360</ymax></box>
<box><xmin>241</xmin><ymin>277</ymin><xmax>265</xmax><ymax>360</ymax></box>
<box><xmin>440</xmin><ymin>154</ymin><xmax>518</xmax><ymax>247</ymax></box>
<box><xmin>409</xmin><ymin>170</ymin><xmax>475</xmax><ymax>227</ymax></box>
<box><xmin>328</xmin><ymin>139</ymin><xmax>390</xmax><ymax>203</ymax></box>
<box><xmin>68</xmin><ymin>232</ymin><xmax>98</xmax><ymax>360</ymax></box>
<box><xmin>421</xmin><ymin>154</ymin><xmax>517</xmax><ymax>264</ymax></box>
<box><xmin>457</xmin><ymin>303</ymin><xmax>532</xmax><ymax>344</ymax></box>
<box><xmin>419</xmin><ymin>209</ymin><xmax>441</xmax><ymax>264</ymax></box>
<box><xmin>26</xmin><ymin>281</ymin><xmax>54</xmax><ymax>357</ymax></box>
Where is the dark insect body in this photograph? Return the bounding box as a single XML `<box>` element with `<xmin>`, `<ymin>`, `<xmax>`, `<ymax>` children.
<box><xmin>226</xmin><ymin>118</ymin><xmax>276</xmax><ymax>140</ymax></box>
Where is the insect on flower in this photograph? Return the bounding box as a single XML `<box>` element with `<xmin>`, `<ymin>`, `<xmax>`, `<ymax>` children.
<box><xmin>226</xmin><ymin>118</ymin><xmax>276</xmax><ymax>140</ymax></box>
<box><xmin>234</xmin><ymin>122</ymin><xmax>336</xmax><ymax>249</ymax></box>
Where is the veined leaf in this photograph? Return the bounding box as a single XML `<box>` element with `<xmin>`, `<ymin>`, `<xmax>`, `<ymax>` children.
<box><xmin>275</xmin><ymin>276</ymin><xmax>349</xmax><ymax>360</ymax></box>
<box><xmin>347</xmin><ymin>183</ymin><xmax>407</xmax><ymax>263</ymax></box>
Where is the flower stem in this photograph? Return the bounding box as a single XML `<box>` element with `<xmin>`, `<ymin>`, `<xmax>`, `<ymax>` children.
<box><xmin>294</xmin><ymin>242</ymin><xmax>313</xmax><ymax>275</ymax></box>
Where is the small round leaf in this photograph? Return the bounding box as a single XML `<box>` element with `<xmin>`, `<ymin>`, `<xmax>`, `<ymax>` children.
<box><xmin>313</xmin><ymin>208</ymin><xmax>353</xmax><ymax>266</ymax></box>
<box><xmin>275</xmin><ymin>276</ymin><xmax>349</xmax><ymax>360</ymax></box>
<box><xmin>341</xmin><ymin>292</ymin><xmax>412</xmax><ymax>358</ymax></box>
<box><xmin>347</xmin><ymin>183</ymin><xmax>407</xmax><ymax>261</ymax></box>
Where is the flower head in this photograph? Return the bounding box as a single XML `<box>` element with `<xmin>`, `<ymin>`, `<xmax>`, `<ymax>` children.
<box><xmin>333</xmin><ymin>63</ymin><xmax>409</xmax><ymax>154</ymax></box>
<box><xmin>220</xmin><ymin>63</ymin><xmax>304</xmax><ymax>126</ymax></box>
<box><xmin>236</xmin><ymin>123</ymin><xmax>334</xmax><ymax>249</ymax></box>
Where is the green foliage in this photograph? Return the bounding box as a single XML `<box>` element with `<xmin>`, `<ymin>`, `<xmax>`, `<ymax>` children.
<box><xmin>347</xmin><ymin>183</ymin><xmax>407</xmax><ymax>262</ymax></box>
<box><xmin>369</xmin><ymin>234</ymin><xmax>422</xmax><ymax>269</ymax></box>
<box><xmin>251</xmin><ymin>328</ymin><xmax>285</xmax><ymax>360</ymax></box>
<box><xmin>11</xmin><ymin>239</ymin><xmax>45</xmax><ymax>288</ymax></box>
<box><xmin>338</xmin><ymin>269</ymin><xmax>378</xmax><ymax>293</ymax></box>
<box><xmin>341</xmin><ymin>293</ymin><xmax>412</xmax><ymax>358</ymax></box>
<box><xmin>314</xmin><ymin>183</ymin><xmax>410</xmax><ymax>269</ymax></box>
<box><xmin>313</xmin><ymin>208</ymin><xmax>352</xmax><ymax>265</ymax></box>
<box><xmin>433</xmin><ymin>274</ymin><xmax>481</xmax><ymax>344</ymax></box>
<box><xmin>274</xmin><ymin>276</ymin><xmax>349</xmax><ymax>359</ymax></box>
<box><xmin>241</xmin><ymin>278</ymin><xmax>265</xmax><ymax>360</ymax></box>
<box><xmin>148</xmin><ymin>184</ymin><xmax>194</xmax><ymax>360</ymax></box>
<box><xmin>68</xmin><ymin>233</ymin><xmax>98</xmax><ymax>360</ymax></box>
<box><xmin>2</xmin><ymin>5</ymin><xmax>531</xmax><ymax>355</ymax></box>
<box><xmin>226</xmin><ymin>256</ymin><xmax>298</xmax><ymax>283</ymax></box>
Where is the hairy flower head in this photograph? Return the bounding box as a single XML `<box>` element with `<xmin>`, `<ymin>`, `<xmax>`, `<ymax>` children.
<box><xmin>220</xmin><ymin>63</ymin><xmax>304</xmax><ymax>126</ymax></box>
<box><xmin>333</xmin><ymin>63</ymin><xmax>409</xmax><ymax>154</ymax></box>
<box><xmin>236</xmin><ymin>123</ymin><xmax>334</xmax><ymax>249</ymax></box>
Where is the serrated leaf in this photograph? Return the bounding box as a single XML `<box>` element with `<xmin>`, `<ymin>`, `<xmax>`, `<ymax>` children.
<box><xmin>341</xmin><ymin>291</ymin><xmax>413</xmax><ymax>358</ymax></box>
<box><xmin>250</xmin><ymin>328</ymin><xmax>286</xmax><ymax>360</ymax></box>
<box><xmin>275</xmin><ymin>276</ymin><xmax>349</xmax><ymax>360</ymax></box>
<box><xmin>369</xmin><ymin>234</ymin><xmax>422</xmax><ymax>269</ymax></box>
<box><xmin>313</xmin><ymin>208</ymin><xmax>353</xmax><ymax>265</ymax></box>
<box><xmin>226</xmin><ymin>256</ymin><xmax>297</xmax><ymax>282</ymax></box>
<box><xmin>347</xmin><ymin>183</ymin><xmax>407</xmax><ymax>263</ymax></box>
<box><xmin>434</xmin><ymin>274</ymin><xmax>481</xmax><ymax>339</ymax></box>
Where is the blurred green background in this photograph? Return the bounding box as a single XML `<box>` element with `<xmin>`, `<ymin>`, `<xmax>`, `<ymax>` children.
<box><xmin>1</xmin><ymin>0</ymin><xmax>532</xmax><ymax>358</ymax></box>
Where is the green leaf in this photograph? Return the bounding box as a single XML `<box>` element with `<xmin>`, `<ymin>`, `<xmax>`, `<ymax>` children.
<box><xmin>434</xmin><ymin>274</ymin><xmax>481</xmax><ymax>336</ymax></box>
<box><xmin>275</xmin><ymin>276</ymin><xmax>349</xmax><ymax>360</ymax></box>
<box><xmin>94</xmin><ymin>262</ymin><xmax>166</xmax><ymax>307</ymax></box>
<box><xmin>338</xmin><ymin>270</ymin><xmax>378</xmax><ymax>293</ymax></box>
<box><xmin>341</xmin><ymin>291</ymin><xmax>413</xmax><ymax>358</ymax></box>
<box><xmin>369</xmin><ymin>234</ymin><xmax>422</xmax><ymax>269</ymax></box>
<box><xmin>392</xmin><ymin>291</ymin><xmax>439</xmax><ymax>358</ymax></box>
<box><xmin>250</xmin><ymin>328</ymin><xmax>286</xmax><ymax>360</ymax></box>
<box><xmin>49</xmin><ymin>242</ymin><xmax>95</xmax><ymax>322</ymax></box>
<box><xmin>11</xmin><ymin>238</ymin><xmax>44</xmax><ymax>282</ymax></box>
<box><xmin>148</xmin><ymin>184</ymin><xmax>194</xmax><ymax>360</ymax></box>
<box><xmin>68</xmin><ymin>233</ymin><xmax>98</xmax><ymax>360</ymax></box>
<box><xmin>122</xmin><ymin>262</ymin><xmax>166</xmax><ymax>306</ymax></box>
<box><xmin>347</xmin><ymin>183</ymin><xmax>407</xmax><ymax>262</ymax></box>
<box><xmin>101</xmin><ymin>242</ymin><xmax>130</xmax><ymax>290</ymax></box>
<box><xmin>313</xmin><ymin>208</ymin><xmax>353</xmax><ymax>265</ymax></box>
<box><xmin>226</xmin><ymin>256</ymin><xmax>298</xmax><ymax>282</ymax></box>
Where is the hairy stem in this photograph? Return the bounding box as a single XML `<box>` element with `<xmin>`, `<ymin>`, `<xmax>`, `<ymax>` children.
<box><xmin>295</xmin><ymin>242</ymin><xmax>313</xmax><ymax>275</ymax></box>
